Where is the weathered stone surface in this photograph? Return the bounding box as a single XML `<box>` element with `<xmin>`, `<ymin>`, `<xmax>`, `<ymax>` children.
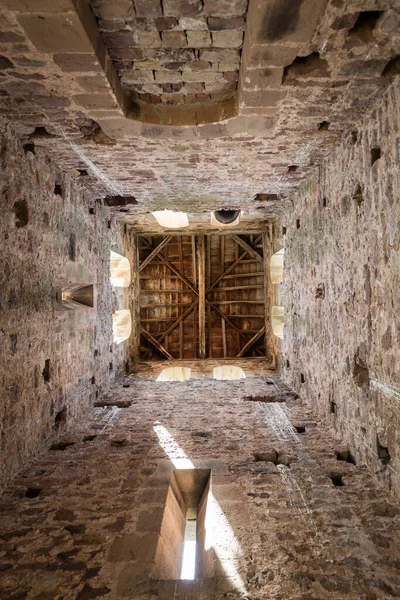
<box><xmin>0</xmin><ymin>131</ymin><xmax>120</xmax><ymax>491</ymax></box>
<box><xmin>0</xmin><ymin>378</ymin><xmax>399</xmax><ymax>599</ymax></box>
<box><xmin>282</xmin><ymin>80</ymin><xmax>400</xmax><ymax>497</ymax></box>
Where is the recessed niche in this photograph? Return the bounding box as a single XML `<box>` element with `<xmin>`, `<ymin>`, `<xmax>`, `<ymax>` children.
<box><xmin>12</xmin><ymin>200</ymin><xmax>29</xmax><ymax>228</ymax></box>
<box><xmin>288</xmin><ymin>165</ymin><xmax>298</xmax><ymax>173</ymax></box>
<box><xmin>318</xmin><ymin>121</ymin><xmax>330</xmax><ymax>131</ymax></box>
<box><xmin>370</xmin><ymin>147</ymin><xmax>381</xmax><ymax>166</ymax></box>
<box><xmin>62</xmin><ymin>283</ymin><xmax>94</xmax><ymax>310</ymax></box>
<box><xmin>42</xmin><ymin>359</ymin><xmax>50</xmax><ymax>383</ymax></box>
<box><xmin>300</xmin><ymin>373</ymin><xmax>305</xmax><ymax>383</ymax></box>
<box><xmin>382</xmin><ymin>55</ymin><xmax>400</xmax><ymax>77</ymax></box>
<box><xmin>348</xmin><ymin>11</ymin><xmax>383</xmax><ymax>43</ymax></box>
<box><xmin>377</xmin><ymin>437</ymin><xmax>391</xmax><ymax>465</ymax></box>
<box><xmin>29</xmin><ymin>126</ymin><xmax>56</xmax><ymax>139</ymax></box>
<box><xmin>336</xmin><ymin>450</ymin><xmax>356</xmax><ymax>464</ymax></box>
<box><xmin>315</xmin><ymin>283</ymin><xmax>325</xmax><ymax>299</ymax></box>
<box><xmin>23</xmin><ymin>142</ymin><xmax>35</xmax><ymax>154</ymax></box>
<box><xmin>330</xmin><ymin>401</ymin><xmax>337</xmax><ymax>414</ymax></box>
<box><xmin>55</xmin><ymin>406</ymin><xmax>67</xmax><ymax>428</ymax></box>
<box><xmin>54</xmin><ymin>184</ymin><xmax>63</xmax><ymax>196</ymax></box>
<box><xmin>296</xmin><ymin>219</ymin><xmax>300</xmax><ymax>229</ymax></box>
<box><xmin>330</xmin><ymin>473</ymin><xmax>345</xmax><ymax>487</ymax></box>
<box><xmin>25</xmin><ymin>487</ymin><xmax>41</xmax><ymax>499</ymax></box>
<box><xmin>294</xmin><ymin>426</ymin><xmax>306</xmax><ymax>434</ymax></box>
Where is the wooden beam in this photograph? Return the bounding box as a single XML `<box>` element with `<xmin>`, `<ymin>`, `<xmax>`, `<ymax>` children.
<box><xmin>210</xmin><ymin>285</ymin><xmax>265</xmax><ymax>291</ymax></box>
<box><xmin>236</xmin><ymin>326</ymin><xmax>265</xmax><ymax>357</ymax></box>
<box><xmin>206</xmin><ymin>300</ymin><xmax>250</xmax><ymax>344</ymax></box>
<box><xmin>229</xmin><ymin>234</ymin><xmax>264</xmax><ymax>265</ymax></box>
<box><xmin>157</xmin><ymin>252</ymin><xmax>198</xmax><ymax>295</ymax></box>
<box><xmin>210</xmin><ymin>300</ymin><xmax>264</xmax><ymax>305</ymax></box>
<box><xmin>141</xmin><ymin>328</ymin><xmax>173</xmax><ymax>360</ymax></box>
<box><xmin>197</xmin><ymin>235</ymin><xmax>206</xmax><ymax>359</ymax></box>
<box><xmin>141</xmin><ymin>301</ymin><xmax>197</xmax><ymax>360</ymax></box>
<box><xmin>222</xmin><ymin>318</ymin><xmax>227</xmax><ymax>358</ymax></box>
<box><xmin>139</xmin><ymin>236</ymin><xmax>173</xmax><ymax>272</ymax></box>
<box><xmin>207</xmin><ymin>234</ymin><xmax>262</xmax><ymax>292</ymax></box>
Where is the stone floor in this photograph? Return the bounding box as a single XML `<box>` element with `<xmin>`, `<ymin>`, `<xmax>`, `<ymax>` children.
<box><xmin>0</xmin><ymin>377</ymin><xmax>399</xmax><ymax>600</ymax></box>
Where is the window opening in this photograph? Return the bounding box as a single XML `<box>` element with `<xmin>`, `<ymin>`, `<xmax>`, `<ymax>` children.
<box><xmin>110</xmin><ymin>251</ymin><xmax>131</xmax><ymax>287</ymax></box>
<box><xmin>61</xmin><ymin>283</ymin><xmax>94</xmax><ymax>310</ymax></box>
<box><xmin>180</xmin><ymin>508</ymin><xmax>197</xmax><ymax>580</ymax></box>
<box><xmin>152</xmin><ymin>210</ymin><xmax>189</xmax><ymax>228</ymax></box>
<box><xmin>112</xmin><ymin>309</ymin><xmax>132</xmax><ymax>344</ymax></box>
<box><xmin>270</xmin><ymin>248</ymin><xmax>284</xmax><ymax>284</ymax></box>
<box><xmin>213</xmin><ymin>365</ymin><xmax>246</xmax><ymax>380</ymax></box>
<box><xmin>271</xmin><ymin>306</ymin><xmax>284</xmax><ymax>339</ymax></box>
<box><xmin>157</xmin><ymin>367</ymin><xmax>191</xmax><ymax>382</ymax></box>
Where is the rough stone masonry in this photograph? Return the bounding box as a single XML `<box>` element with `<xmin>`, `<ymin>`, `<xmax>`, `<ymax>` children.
<box><xmin>0</xmin><ymin>0</ymin><xmax>400</xmax><ymax>599</ymax></box>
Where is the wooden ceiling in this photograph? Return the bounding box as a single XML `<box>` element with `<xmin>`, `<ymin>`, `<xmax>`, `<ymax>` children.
<box><xmin>138</xmin><ymin>233</ymin><xmax>270</xmax><ymax>361</ymax></box>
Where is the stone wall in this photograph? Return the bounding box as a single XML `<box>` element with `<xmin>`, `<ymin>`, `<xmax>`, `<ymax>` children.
<box><xmin>282</xmin><ymin>79</ymin><xmax>400</xmax><ymax>496</ymax></box>
<box><xmin>0</xmin><ymin>377</ymin><xmax>399</xmax><ymax>600</ymax></box>
<box><xmin>0</xmin><ymin>127</ymin><xmax>119</xmax><ymax>491</ymax></box>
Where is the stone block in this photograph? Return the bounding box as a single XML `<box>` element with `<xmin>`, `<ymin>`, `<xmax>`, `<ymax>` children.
<box><xmin>239</xmin><ymin>89</ymin><xmax>287</xmax><ymax>107</ymax></box>
<box><xmin>182</xmin><ymin>71</ymin><xmax>224</xmax><ymax>83</ymax></box>
<box><xmin>184</xmin><ymin>82</ymin><xmax>204</xmax><ymax>93</ymax></box>
<box><xmin>242</xmin><ymin>67</ymin><xmax>284</xmax><ymax>89</ymax></box>
<box><xmin>2</xmin><ymin>0</ymin><xmax>73</xmax><ymax>12</ymax></box>
<box><xmin>76</xmin><ymin>75</ymin><xmax>110</xmax><ymax>93</ymax></box>
<box><xmin>91</xmin><ymin>0</ymin><xmax>135</xmax><ymax>19</ymax></box>
<box><xmin>161</xmin><ymin>31</ymin><xmax>187</xmax><ymax>48</ymax></box>
<box><xmin>136</xmin><ymin>31</ymin><xmax>161</xmax><ymax>48</ymax></box>
<box><xmin>134</xmin><ymin>0</ymin><xmax>162</xmax><ymax>17</ymax></box>
<box><xmin>96</xmin><ymin>117</ymin><xmax>142</xmax><ymax>139</ymax></box>
<box><xmin>199</xmin><ymin>48</ymin><xmax>240</xmax><ymax>62</ymax></box>
<box><xmin>161</xmin><ymin>93</ymin><xmax>185</xmax><ymax>104</ymax></box>
<box><xmin>17</xmin><ymin>14</ymin><xmax>93</xmax><ymax>53</ymax></box>
<box><xmin>157</xmin><ymin>48</ymin><xmax>195</xmax><ymax>63</ymax></box>
<box><xmin>212</xmin><ymin>30</ymin><xmax>243</xmax><ymax>48</ymax></box>
<box><xmin>203</xmin><ymin>0</ymin><xmax>247</xmax><ymax>16</ymax></box>
<box><xmin>245</xmin><ymin>44</ymin><xmax>299</xmax><ymax>68</ymax></box>
<box><xmin>122</xmin><ymin>69</ymin><xmax>155</xmax><ymax>83</ymax></box>
<box><xmin>186</xmin><ymin>30</ymin><xmax>212</xmax><ymax>48</ymax></box>
<box><xmin>108</xmin><ymin>534</ymin><xmax>137</xmax><ymax>562</ymax></box>
<box><xmin>218</xmin><ymin>61</ymin><xmax>240</xmax><ymax>71</ymax></box>
<box><xmin>179</xmin><ymin>17</ymin><xmax>208</xmax><ymax>30</ymax></box>
<box><xmin>53</xmin><ymin>53</ymin><xmax>102</xmax><ymax>73</ymax></box>
<box><xmin>155</xmin><ymin>70</ymin><xmax>183</xmax><ymax>84</ymax></box>
<box><xmin>208</xmin><ymin>16</ymin><xmax>245</xmax><ymax>30</ymax></box>
<box><xmin>154</xmin><ymin>17</ymin><xmax>179</xmax><ymax>31</ymax></box>
<box><xmin>117</xmin><ymin>562</ymin><xmax>153</xmax><ymax>596</ymax></box>
<box><xmin>101</xmin><ymin>31</ymin><xmax>136</xmax><ymax>48</ymax></box>
<box><xmin>163</xmin><ymin>0</ymin><xmax>203</xmax><ymax>17</ymax></box>
<box><xmin>183</xmin><ymin>60</ymin><xmax>211</xmax><ymax>71</ymax></box>
<box><xmin>73</xmin><ymin>93</ymin><xmax>118</xmax><ymax>110</ymax></box>
<box><xmin>98</xmin><ymin>18</ymin><xmax>127</xmax><ymax>32</ymax></box>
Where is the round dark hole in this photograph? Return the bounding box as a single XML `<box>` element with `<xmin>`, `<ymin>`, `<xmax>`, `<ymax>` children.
<box><xmin>214</xmin><ymin>209</ymin><xmax>241</xmax><ymax>224</ymax></box>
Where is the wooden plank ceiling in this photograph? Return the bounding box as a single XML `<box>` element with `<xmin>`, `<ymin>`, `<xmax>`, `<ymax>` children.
<box><xmin>139</xmin><ymin>234</ymin><xmax>266</xmax><ymax>360</ymax></box>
